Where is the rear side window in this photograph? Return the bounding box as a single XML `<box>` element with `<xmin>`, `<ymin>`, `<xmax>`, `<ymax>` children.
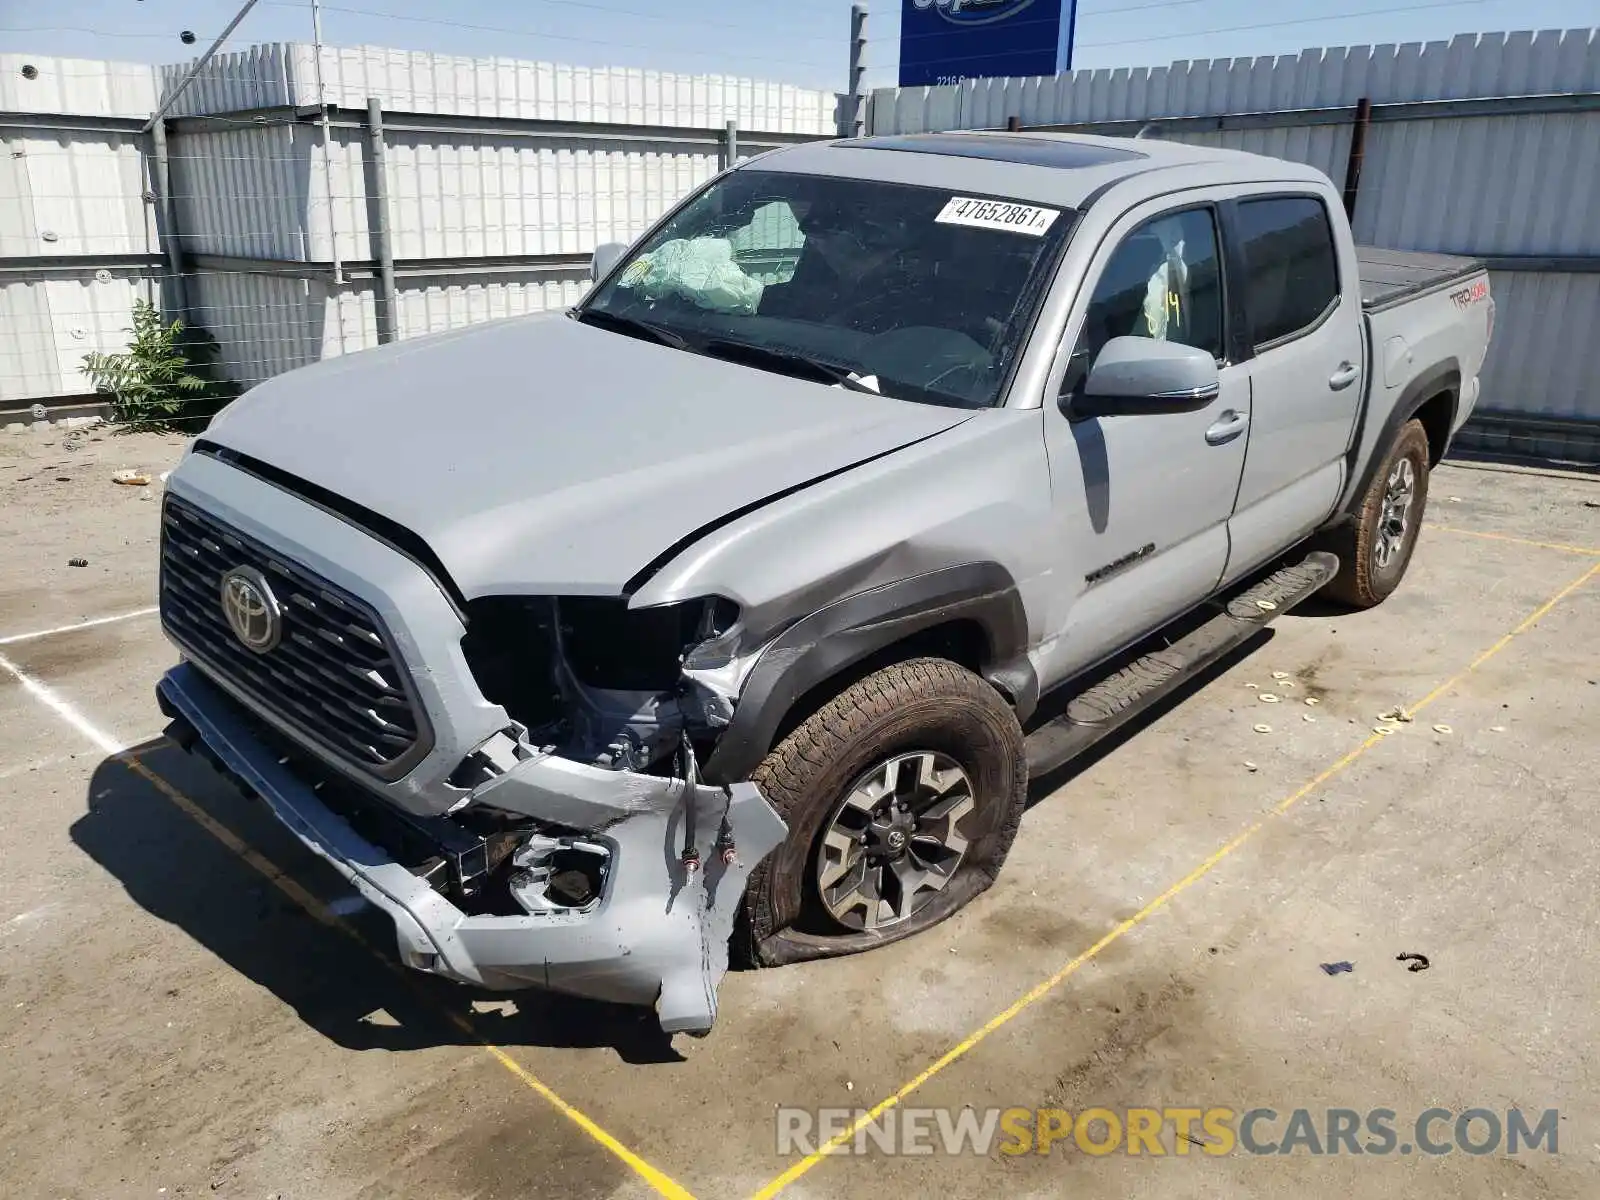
<box><xmin>1235</xmin><ymin>197</ymin><xmax>1340</xmax><ymax>349</ymax></box>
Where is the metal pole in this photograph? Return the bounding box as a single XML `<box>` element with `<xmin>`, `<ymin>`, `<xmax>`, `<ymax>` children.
<box><xmin>149</xmin><ymin>117</ymin><xmax>190</xmax><ymax>324</ymax></box>
<box><xmin>311</xmin><ymin>0</ymin><xmax>343</xmax><ymax>286</ymax></box>
<box><xmin>141</xmin><ymin>0</ymin><xmax>263</xmax><ymax>131</ymax></box>
<box><xmin>1342</xmin><ymin>96</ymin><xmax>1373</xmax><ymax>223</ymax></box>
<box><xmin>366</xmin><ymin>98</ymin><xmax>399</xmax><ymax>345</ymax></box>
<box><xmin>846</xmin><ymin>4</ymin><xmax>867</xmax><ymax>138</ymax></box>
<box><xmin>722</xmin><ymin>120</ymin><xmax>739</xmax><ymax>170</ymax></box>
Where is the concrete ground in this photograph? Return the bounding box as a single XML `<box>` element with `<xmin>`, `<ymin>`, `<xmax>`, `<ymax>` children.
<box><xmin>2</xmin><ymin>428</ymin><xmax>1597</xmax><ymax>1199</ymax></box>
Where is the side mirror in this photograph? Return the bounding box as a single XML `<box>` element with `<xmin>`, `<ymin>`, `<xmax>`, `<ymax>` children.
<box><xmin>590</xmin><ymin>241</ymin><xmax>628</xmax><ymax>283</ymax></box>
<box><xmin>1069</xmin><ymin>336</ymin><xmax>1220</xmax><ymax>418</ymax></box>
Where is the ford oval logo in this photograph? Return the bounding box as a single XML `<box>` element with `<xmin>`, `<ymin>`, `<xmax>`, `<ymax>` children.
<box><xmin>911</xmin><ymin>0</ymin><xmax>1038</xmax><ymax>27</ymax></box>
<box><xmin>220</xmin><ymin>566</ymin><xmax>283</xmax><ymax>654</ymax></box>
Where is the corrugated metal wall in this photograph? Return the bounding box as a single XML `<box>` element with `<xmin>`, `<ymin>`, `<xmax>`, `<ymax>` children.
<box><xmin>0</xmin><ymin>271</ymin><xmax>159</xmax><ymax>400</ymax></box>
<box><xmin>315</xmin><ymin>128</ymin><xmax>726</xmax><ymax>263</ymax></box>
<box><xmin>157</xmin><ymin>43</ymin><xmax>836</xmax><ymax>131</ymax></box>
<box><xmin>0</xmin><ymin>53</ymin><xmax>157</xmax><ymax>116</ymax></box>
<box><xmin>155</xmin><ymin>41</ymin><xmax>833</xmax><ymax>264</ymax></box>
<box><xmin>181</xmin><ymin>267</ymin><xmax>595</xmax><ymax>391</ymax></box>
<box><xmin>9</xmin><ymin>35</ymin><xmax>1598</xmax><ymax>461</ymax></box>
<box><xmin>2</xmin><ymin>44</ymin><xmax>836</xmax><ymax>405</ymax></box>
<box><xmin>0</xmin><ymin>54</ymin><xmax>162</xmax><ymax>404</ymax></box>
<box><xmin>145</xmin><ymin>43</ymin><xmax>837</xmax><ymax>390</ymax></box>
<box><xmin>869</xmin><ymin>28</ymin><xmax>1600</xmax><ymax>458</ymax></box>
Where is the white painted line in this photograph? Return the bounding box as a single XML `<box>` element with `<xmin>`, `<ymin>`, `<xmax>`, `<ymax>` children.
<box><xmin>0</xmin><ymin>649</ymin><xmax>125</xmax><ymax>755</ymax></box>
<box><xmin>0</xmin><ymin>754</ymin><xmax>80</xmax><ymax>780</ymax></box>
<box><xmin>0</xmin><ymin>605</ymin><xmax>159</xmax><ymax>647</ymax></box>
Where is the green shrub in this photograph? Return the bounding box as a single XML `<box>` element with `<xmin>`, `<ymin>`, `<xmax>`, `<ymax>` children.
<box><xmin>82</xmin><ymin>300</ymin><xmax>237</xmax><ymax>429</ymax></box>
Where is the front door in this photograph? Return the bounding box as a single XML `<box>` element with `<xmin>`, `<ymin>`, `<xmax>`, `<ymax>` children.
<box><xmin>1040</xmin><ymin>203</ymin><xmax>1251</xmax><ymax>683</ymax></box>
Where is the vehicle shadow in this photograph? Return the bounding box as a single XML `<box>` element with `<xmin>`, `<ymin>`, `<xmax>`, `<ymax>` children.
<box><xmin>1023</xmin><ymin>626</ymin><xmax>1276</xmax><ymax>806</ymax></box>
<box><xmin>70</xmin><ymin>740</ymin><xmax>686</xmax><ymax>1064</ymax></box>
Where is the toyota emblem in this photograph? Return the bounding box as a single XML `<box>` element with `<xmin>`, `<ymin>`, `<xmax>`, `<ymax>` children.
<box><xmin>220</xmin><ymin>566</ymin><xmax>282</xmax><ymax>653</ymax></box>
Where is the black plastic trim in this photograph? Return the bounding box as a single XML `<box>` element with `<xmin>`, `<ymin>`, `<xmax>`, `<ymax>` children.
<box><xmin>1215</xmin><ymin>200</ymin><xmax>1256</xmax><ymax>366</ymax></box>
<box><xmin>701</xmin><ymin>563</ymin><xmax>1034</xmax><ymax>784</ymax></box>
<box><xmin>1334</xmin><ymin>358</ymin><xmax>1460</xmax><ymax>520</ymax></box>
<box><xmin>159</xmin><ymin>493</ymin><xmax>437</xmax><ymax>783</ymax></box>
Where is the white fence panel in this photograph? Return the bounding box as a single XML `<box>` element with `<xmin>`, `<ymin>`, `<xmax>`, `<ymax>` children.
<box><xmin>0</xmin><ymin>271</ymin><xmax>159</xmax><ymax>402</ymax></box>
<box><xmin>6</xmin><ymin>44</ymin><xmax>833</xmax><ymax>406</ymax></box>
<box><xmin>0</xmin><ymin>54</ymin><xmax>157</xmax><ymax>116</ymax></box>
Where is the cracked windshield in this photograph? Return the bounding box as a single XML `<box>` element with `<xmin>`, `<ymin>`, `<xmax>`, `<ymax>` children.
<box><xmin>580</xmin><ymin>170</ymin><xmax>1076</xmax><ymax>407</ymax></box>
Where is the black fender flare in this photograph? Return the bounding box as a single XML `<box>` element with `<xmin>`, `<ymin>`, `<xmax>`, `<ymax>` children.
<box><xmin>1332</xmin><ymin>358</ymin><xmax>1459</xmax><ymax>523</ymax></box>
<box><xmin>701</xmin><ymin>563</ymin><xmax>1035</xmax><ymax>785</ymax></box>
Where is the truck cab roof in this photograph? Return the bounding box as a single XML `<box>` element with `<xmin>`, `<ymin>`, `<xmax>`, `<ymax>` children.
<box><xmin>753</xmin><ymin>130</ymin><xmax>1333</xmax><ymax>210</ymax></box>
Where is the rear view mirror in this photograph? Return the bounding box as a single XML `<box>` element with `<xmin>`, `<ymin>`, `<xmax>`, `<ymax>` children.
<box><xmin>590</xmin><ymin>242</ymin><xmax>628</xmax><ymax>282</ymax></box>
<box><xmin>1071</xmin><ymin>336</ymin><xmax>1220</xmax><ymax>418</ymax></box>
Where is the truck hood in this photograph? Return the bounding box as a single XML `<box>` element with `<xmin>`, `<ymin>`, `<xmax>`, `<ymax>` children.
<box><xmin>202</xmin><ymin>315</ymin><xmax>973</xmax><ymax>597</ymax></box>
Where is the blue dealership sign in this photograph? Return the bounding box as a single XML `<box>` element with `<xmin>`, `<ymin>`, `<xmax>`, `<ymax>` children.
<box><xmin>898</xmin><ymin>0</ymin><xmax>1077</xmax><ymax>88</ymax></box>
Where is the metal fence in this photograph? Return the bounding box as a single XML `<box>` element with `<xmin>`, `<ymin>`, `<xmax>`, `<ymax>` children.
<box><xmin>6</xmin><ymin>31</ymin><xmax>1600</xmax><ymax>464</ymax></box>
<box><xmin>868</xmin><ymin>26</ymin><xmax>1600</xmax><ymax>463</ymax></box>
<box><xmin>1</xmin><ymin>44</ymin><xmax>837</xmax><ymax>418</ymax></box>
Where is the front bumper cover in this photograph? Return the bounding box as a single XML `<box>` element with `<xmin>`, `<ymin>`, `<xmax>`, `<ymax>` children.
<box><xmin>157</xmin><ymin>662</ymin><xmax>787</xmax><ymax>1035</ymax></box>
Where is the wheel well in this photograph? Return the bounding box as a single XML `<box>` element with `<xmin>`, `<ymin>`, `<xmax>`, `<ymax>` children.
<box><xmin>1413</xmin><ymin>389</ymin><xmax>1456</xmax><ymax>466</ymax></box>
<box><xmin>765</xmin><ymin>619</ymin><xmax>991</xmax><ymax>749</ymax></box>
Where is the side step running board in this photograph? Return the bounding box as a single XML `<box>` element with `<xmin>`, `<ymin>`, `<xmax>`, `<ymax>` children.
<box><xmin>1025</xmin><ymin>551</ymin><xmax>1339</xmax><ymax>779</ymax></box>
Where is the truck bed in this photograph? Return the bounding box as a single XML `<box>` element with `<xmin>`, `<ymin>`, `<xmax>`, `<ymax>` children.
<box><xmin>1357</xmin><ymin>246</ymin><xmax>1484</xmax><ymax>313</ymax></box>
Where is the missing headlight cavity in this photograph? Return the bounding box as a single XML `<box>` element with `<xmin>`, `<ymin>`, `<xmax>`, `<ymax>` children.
<box><xmin>460</xmin><ymin>594</ymin><xmax>741</xmax><ymax>773</ymax></box>
<box><xmin>556</xmin><ymin>595</ymin><xmax>737</xmax><ymax>689</ymax></box>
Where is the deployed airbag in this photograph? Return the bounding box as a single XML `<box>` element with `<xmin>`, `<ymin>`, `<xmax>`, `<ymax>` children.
<box><xmin>617</xmin><ymin>237</ymin><xmax>765</xmax><ymax>315</ymax></box>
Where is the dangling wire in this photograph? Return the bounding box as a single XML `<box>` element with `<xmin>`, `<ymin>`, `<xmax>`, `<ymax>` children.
<box><xmin>678</xmin><ymin>731</ymin><xmax>701</xmax><ymax>873</ymax></box>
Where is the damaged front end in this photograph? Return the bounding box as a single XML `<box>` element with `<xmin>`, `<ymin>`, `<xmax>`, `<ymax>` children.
<box><xmin>458</xmin><ymin>594</ymin><xmax>745</xmax><ymax>777</ymax></box>
<box><xmin>156</xmin><ymin>582</ymin><xmax>787</xmax><ymax>1036</ymax></box>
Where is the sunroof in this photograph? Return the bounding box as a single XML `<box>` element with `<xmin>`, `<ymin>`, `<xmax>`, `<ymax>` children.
<box><xmin>851</xmin><ymin>133</ymin><xmax>1146</xmax><ymax>170</ymax></box>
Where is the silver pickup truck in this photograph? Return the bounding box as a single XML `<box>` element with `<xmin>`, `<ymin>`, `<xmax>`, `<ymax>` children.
<box><xmin>155</xmin><ymin>131</ymin><xmax>1494</xmax><ymax>1034</ymax></box>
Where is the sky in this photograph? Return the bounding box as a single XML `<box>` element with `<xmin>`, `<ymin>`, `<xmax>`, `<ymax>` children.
<box><xmin>2</xmin><ymin>0</ymin><xmax>1596</xmax><ymax>94</ymax></box>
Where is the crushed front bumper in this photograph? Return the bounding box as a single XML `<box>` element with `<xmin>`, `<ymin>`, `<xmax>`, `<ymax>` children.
<box><xmin>157</xmin><ymin>662</ymin><xmax>786</xmax><ymax>1035</ymax></box>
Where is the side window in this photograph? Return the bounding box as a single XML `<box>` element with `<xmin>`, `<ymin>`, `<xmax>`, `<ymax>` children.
<box><xmin>1078</xmin><ymin>207</ymin><xmax>1225</xmax><ymax>368</ymax></box>
<box><xmin>1235</xmin><ymin>196</ymin><xmax>1340</xmax><ymax>349</ymax></box>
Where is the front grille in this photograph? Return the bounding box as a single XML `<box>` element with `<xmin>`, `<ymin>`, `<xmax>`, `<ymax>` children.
<box><xmin>160</xmin><ymin>493</ymin><xmax>430</xmax><ymax>776</ymax></box>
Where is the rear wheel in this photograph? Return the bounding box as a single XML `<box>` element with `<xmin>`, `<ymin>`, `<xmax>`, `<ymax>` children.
<box><xmin>1325</xmin><ymin>418</ymin><xmax>1431</xmax><ymax>609</ymax></box>
<box><xmin>737</xmin><ymin>658</ymin><xmax>1026</xmax><ymax>967</ymax></box>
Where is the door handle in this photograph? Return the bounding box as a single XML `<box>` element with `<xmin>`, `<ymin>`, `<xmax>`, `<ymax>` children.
<box><xmin>1329</xmin><ymin>361</ymin><xmax>1361</xmax><ymax>390</ymax></box>
<box><xmin>1205</xmin><ymin>410</ymin><xmax>1249</xmax><ymax>446</ymax></box>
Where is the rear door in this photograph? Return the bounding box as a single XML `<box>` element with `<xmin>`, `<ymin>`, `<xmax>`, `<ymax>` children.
<box><xmin>1038</xmin><ymin>198</ymin><xmax>1251</xmax><ymax>683</ymax></box>
<box><xmin>1221</xmin><ymin>191</ymin><xmax>1365</xmax><ymax>581</ymax></box>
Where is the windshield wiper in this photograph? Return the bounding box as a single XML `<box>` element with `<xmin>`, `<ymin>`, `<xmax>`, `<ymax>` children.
<box><xmin>698</xmin><ymin>339</ymin><xmax>881</xmax><ymax>394</ymax></box>
<box><xmin>573</xmin><ymin>308</ymin><xmax>687</xmax><ymax>349</ymax></box>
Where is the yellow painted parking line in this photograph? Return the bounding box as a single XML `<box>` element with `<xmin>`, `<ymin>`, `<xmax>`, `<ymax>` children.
<box><xmin>1425</xmin><ymin>523</ymin><xmax>1600</xmax><ymax>556</ymax></box>
<box><xmin>4</xmin><ymin>631</ymin><xmax>696</xmax><ymax>1196</ymax></box>
<box><xmin>114</xmin><ymin>753</ymin><xmax>699</xmax><ymax>1200</ymax></box>
<box><xmin>749</xmin><ymin>557</ymin><xmax>1600</xmax><ymax>1200</ymax></box>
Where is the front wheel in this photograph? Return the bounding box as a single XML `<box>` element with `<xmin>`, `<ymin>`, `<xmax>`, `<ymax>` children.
<box><xmin>737</xmin><ymin>658</ymin><xmax>1027</xmax><ymax>967</ymax></box>
<box><xmin>1324</xmin><ymin>418</ymin><xmax>1431</xmax><ymax>609</ymax></box>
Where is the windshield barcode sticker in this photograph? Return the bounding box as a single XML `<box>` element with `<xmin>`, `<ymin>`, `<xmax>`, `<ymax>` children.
<box><xmin>936</xmin><ymin>196</ymin><xmax>1060</xmax><ymax>236</ymax></box>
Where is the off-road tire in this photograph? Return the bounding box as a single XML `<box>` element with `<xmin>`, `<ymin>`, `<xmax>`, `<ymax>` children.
<box><xmin>1324</xmin><ymin>418</ymin><xmax>1431</xmax><ymax>609</ymax></box>
<box><xmin>736</xmin><ymin>658</ymin><xmax>1027</xmax><ymax>967</ymax></box>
